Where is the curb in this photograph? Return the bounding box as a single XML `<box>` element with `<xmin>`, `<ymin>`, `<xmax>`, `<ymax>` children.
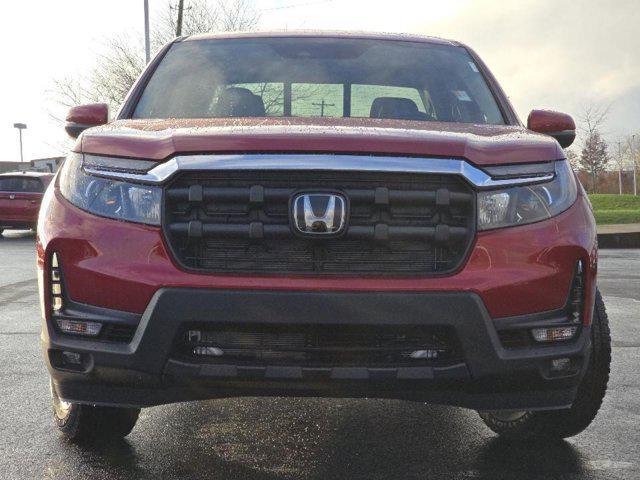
<box><xmin>597</xmin><ymin>232</ymin><xmax>640</xmax><ymax>249</ymax></box>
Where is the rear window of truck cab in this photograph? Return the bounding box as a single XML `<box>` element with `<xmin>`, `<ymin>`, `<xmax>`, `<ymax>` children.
<box><xmin>133</xmin><ymin>37</ymin><xmax>505</xmax><ymax>125</ymax></box>
<box><xmin>0</xmin><ymin>177</ymin><xmax>43</xmax><ymax>193</ymax></box>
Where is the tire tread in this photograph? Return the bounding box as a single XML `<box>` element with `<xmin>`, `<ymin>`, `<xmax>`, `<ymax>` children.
<box><xmin>479</xmin><ymin>288</ymin><xmax>611</xmax><ymax>440</ymax></box>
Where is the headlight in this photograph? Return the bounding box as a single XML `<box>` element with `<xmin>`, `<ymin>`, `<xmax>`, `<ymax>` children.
<box><xmin>59</xmin><ymin>153</ymin><xmax>162</xmax><ymax>225</ymax></box>
<box><xmin>478</xmin><ymin>160</ymin><xmax>577</xmax><ymax>230</ymax></box>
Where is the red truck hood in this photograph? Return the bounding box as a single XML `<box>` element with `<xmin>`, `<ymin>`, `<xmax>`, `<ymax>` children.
<box><xmin>78</xmin><ymin>117</ymin><xmax>564</xmax><ymax>166</ymax></box>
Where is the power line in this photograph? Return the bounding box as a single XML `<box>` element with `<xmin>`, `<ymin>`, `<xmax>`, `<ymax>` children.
<box><xmin>312</xmin><ymin>99</ymin><xmax>335</xmax><ymax>117</ymax></box>
<box><xmin>176</xmin><ymin>0</ymin><xmax>185</xmax><ymax>36</ymax></box>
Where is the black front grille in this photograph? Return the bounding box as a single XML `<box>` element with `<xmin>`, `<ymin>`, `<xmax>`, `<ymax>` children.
<box><xmin>175</xmin><ymin>324</ymin><xmax>463</xmax><ymax>367</ymax></box>
<box><xmin>163</xmin><ymin>169</ymin><xmax>475</xmax><ymax>275</ymax></box>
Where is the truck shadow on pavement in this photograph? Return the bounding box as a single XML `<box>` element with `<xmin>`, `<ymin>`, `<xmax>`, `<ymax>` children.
<box><xmin>50</xmin><ymin>398</ymin><xmax>586</xmax><ymax>480</ymax></box>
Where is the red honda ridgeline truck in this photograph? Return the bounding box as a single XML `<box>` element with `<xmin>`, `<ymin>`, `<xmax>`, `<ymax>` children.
<box><xmin>38</xmin><ymin>32</ymin><xmax>610</xmax><ymax>443</ymax></box>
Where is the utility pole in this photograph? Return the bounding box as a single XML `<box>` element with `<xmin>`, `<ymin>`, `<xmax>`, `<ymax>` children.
<box><xmin>617</xmin><ymin>142</ymin><xmax>622</xmax><ymax>195</ymax></box>
<box><xmin>176</xmin><ymin>0</ymin><xmax>185</xmax><ymax>36</ymax></box>
<box><xmin>144</xmin><ymin>0</ymin><xmax>151</xmax><ymax>64</ymax></box>
<box><xmin>312</xmin><ymin>100</ymin><xmax>335</xmax><ymax>117</ymax></box>
<box><xmin>13</xmin><ymin>123</ymin><xmax>27</xmax><ymax>163</ymax></box>
<box><xmin>632</xmin><ymin>134</ymin><xmax>638</xmax><ymax>196</ymax></box>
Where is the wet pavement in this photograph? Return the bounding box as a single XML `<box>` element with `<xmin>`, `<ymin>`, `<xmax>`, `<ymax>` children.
<box><xmin>1</xmin><ymin>231</ymin><xmax>638</xmax><ymax>479</ymax></box>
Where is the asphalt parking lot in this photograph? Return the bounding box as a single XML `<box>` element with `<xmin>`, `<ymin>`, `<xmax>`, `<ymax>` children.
<box><xmin>0</xmin><ymin>231</ymin><xmax>638</xmax><ymax>480</ymax></box>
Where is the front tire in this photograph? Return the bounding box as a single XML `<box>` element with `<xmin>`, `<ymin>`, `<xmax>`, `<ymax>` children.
<box><xmin>51</xmin><ymin>380</ymin><xmax>140</xmax><ymax>443</ymax></box>
<box><xmin>478</xmin><ymin>288</ymin><xmax>611</xmax><ymax>440</ymax></box>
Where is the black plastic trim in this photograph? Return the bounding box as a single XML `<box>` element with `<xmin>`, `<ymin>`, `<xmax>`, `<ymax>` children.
<box><xmin>549</xmin><ymin>130</ymin><xmax>577</xmax><ymax>148</ymax></box>
<box><xmin>43</xmin><ymin>288</ymin><xmax>591</xmax><ymax>410</ymax></box>
<box><xmin>482</xmin><ymin>161</ymin><xmax>556</xmax><ymax>180</ymax></box>
<box><xmin>65</xmin><ymin>122</ymin><xmax>96</xmax><ymax>139</ymax></box>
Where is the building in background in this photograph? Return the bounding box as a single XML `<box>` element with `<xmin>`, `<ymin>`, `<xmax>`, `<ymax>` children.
<box><xmin>0</xmin><ymin>157</ymin><xmax>64</xmax><ymax>174</ymax></box>
<box><xmin>29</xmin><ymin>157</ymin><xmax>64</xmax><ymax>173</ymax></box>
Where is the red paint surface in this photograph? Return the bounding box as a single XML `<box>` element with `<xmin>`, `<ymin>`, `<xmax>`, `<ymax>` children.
<box><xmin>66</xmin><ymin>103</ymin><xmax>108</xmax><ymax>127</ymax></box>
<box><xmin>527</xmin><ymin>109</ymin><xmax>576</xmax><ymax>134</ymax></box>
<box><xmin>0</xmin><ymin>175</ymin><xmax>52</xmax><ymax>225</ymax></box>
<box><xmin>76</xmin><ymin>118</ymin><xmax>564</xmax><ymax>166</ymax></box>
<box><xmin>37</xmin><ymin>187</ymin><xmax>597</xmax><ymax>322</ymax></box>
<box><xmin>0</xmin><ymin>191</ymin><xmax>43</xmax><ymax>223</ymax></box>
<box><xmin>183</xmin><ymin>30</ymin><xmax>459</xmax><ymax>46</ymax></box>
<box><xmin>42</xmin><ymin>34</ymin><xmax>596</xmax><ymax>330</ymax></box>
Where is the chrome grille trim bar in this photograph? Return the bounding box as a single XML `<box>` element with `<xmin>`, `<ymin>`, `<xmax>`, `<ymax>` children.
<box><xmin>83</xmin><ymin>154</ymin><xmax>556</xmax><ymax>189</ymax></box>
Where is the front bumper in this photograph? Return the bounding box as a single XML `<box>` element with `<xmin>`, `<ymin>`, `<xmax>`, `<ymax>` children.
<box><xmin>37</xmin><ymin>188</ymin><xmax>597</xmax><ymax>320</ymax></box>
<box><xmin>44</xmin><ymin>288</ymin><xmax>592</xmax><ymax>411</ymax></box>
<box><xmin>0</xmin><ymin>219</ymin><xmax>37</xmax><ymax>229</ymax></box>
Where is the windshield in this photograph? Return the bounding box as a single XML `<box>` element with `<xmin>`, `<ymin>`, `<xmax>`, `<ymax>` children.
<box><xmin>133</xmin><ymin>37</ymin><xmax>506</xmax><ymax>125</ymax></box>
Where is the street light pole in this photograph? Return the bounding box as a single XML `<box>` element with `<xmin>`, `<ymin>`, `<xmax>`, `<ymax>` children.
<box><xmin>13</xmin><ymin>123</ymin><xmax>27</xmax><ymax>163</ymax></box>
<box><xmin>617</xmin><ymin>142</ymin><xmax>622</xmax><ymax>195</ymax></box>
<box><xmin>632</xmin><ymin>134</ymin><xmax>638</xmax><ymax>196</ymax></box>
<box><xmin>144</xmin><ymin>0</ymin><xmax>151</xmax><ymax>64</ymax></box>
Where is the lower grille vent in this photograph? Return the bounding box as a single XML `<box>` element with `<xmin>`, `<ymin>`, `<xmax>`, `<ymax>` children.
<box><xmin>102</xmin><ymin>323</ymin><xmax>137</xmax><ymax>343</ymax></box>
<box><xmin>175</xmin><ymin>324</ymin><xmax>463</xmax><ymax>367</ymax></box>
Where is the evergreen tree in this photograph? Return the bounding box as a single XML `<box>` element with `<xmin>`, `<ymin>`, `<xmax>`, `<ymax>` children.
<box><xmin>579</xmin><ymin>130</ymin><xmax>609</xmax><ymax>193</ymax></box>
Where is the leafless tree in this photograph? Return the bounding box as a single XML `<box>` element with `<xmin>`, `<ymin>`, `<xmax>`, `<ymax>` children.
<box><xmin>578</xmin><ymin>103</ymin><xmax>610</xmax><ymax>137</ymax></box>
<box><xmin>49</xmin><ymin>76</ymin><xmax>100</xmax><ymax>110</ymax></box>
<box><xmin>255</xmin><ymin>83</ymin><xmax>285</xmax><ymax>115</ymax></box>
<box><xmin>565</xmin><ymin>148</ymin><xmax>580</xmax><ymax>170</ymax></box>
<box><xmin>612</xmin><ymin>141</ymin><xmax>629</xmax><ymax>194</ymax></box>
<box><xmin>154</xmin><ymin>0</ymin><xmax>218</xmax><ymax>46</ymax></box>
<box><xmin>623</xmin><ymin>133</ymin><xmax>639</xmax><ymax>195</ymax></box>
<box><xmin>49</xmin><ymin>0</ymin><xmax>261</xmax><ymax>114</ymax></box>
<box><xmin>217</xmin><ymin>0</ymin><xmax>261</xmax><ymax>32</ymax></box>
<box><xmin>576</xmin><ymin>104</ymin><xmax>611</xmax><ymax>193</ymax></box>
<box><xmin>91</xmin><ymin>33</ymin><xmax>148</xmax><ymax>108</ymax></box>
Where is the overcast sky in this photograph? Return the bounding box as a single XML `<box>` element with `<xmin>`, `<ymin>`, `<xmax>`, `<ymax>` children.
<box><xmin>1</xmin><ymin>0</ymin><xmax>638</xmax><ymax>163</ymax></box>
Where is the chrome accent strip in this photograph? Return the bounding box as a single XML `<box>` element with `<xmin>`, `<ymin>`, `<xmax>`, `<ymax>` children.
<box><xmin>83</xmin><ymin>154</ymin><xmax>556</xmax><ymax>188</ymax></box>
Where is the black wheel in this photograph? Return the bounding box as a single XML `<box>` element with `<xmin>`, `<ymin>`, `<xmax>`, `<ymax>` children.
<box><xmin>478</xmin><ymin>288</ymin><xmax>611</xmax><ymax>440</ymax></box>
<box><xmin>51</xmin><ymin>379</ymin><xmax>140</xmax><ymax>443</ymax></box>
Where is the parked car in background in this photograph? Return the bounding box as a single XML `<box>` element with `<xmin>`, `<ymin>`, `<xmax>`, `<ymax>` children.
<box><xmin>38</xmin><ymin>32</ymin><xmax>610</xmax><ymax>444</ymax></box>
<box><xmin>0</xmin><ymin>171</ymin><xmax>53</xmax><ymax>236</ymax></box>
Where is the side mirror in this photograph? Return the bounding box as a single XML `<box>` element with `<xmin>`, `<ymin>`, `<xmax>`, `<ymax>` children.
<box><xmin>527</xmin><ymin>109</ymin><xmax>576</xmax><ymax>148</ymax></box>
<box><xmin>65</xmin><ymin>103</ymin><xmax>109</xmax><ymax>138</ymax></box>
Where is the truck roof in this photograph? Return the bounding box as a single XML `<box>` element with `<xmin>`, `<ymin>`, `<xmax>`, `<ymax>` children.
<box><xmin>184</xmin><ymin>30</ymin><xmax>460</xmax><ymax>47</ymax></box>
<box><xmin>0</xmin><ymin>171</ymin><xmax>54</xmax><ymax>178</ymax></box>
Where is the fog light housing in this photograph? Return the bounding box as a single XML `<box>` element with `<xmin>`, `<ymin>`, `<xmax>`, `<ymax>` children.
<box><xmin>550</xmin><ymin>357</ymin><xmax>572</xmax><ymax>372</ymax></box>
<box><xmin>542</xmin><ymin>356</ymin><xmax>581</xmax><ymax>378</ymax></box>
<box><xmin>56</xmin><ymin>319</ymin><xmax>102</xmax><ymax>337</ymax></box>
<box><xmin>531</xmin><ymin>326</ymin><xmax>578</xmax><ymax>343</ymax></box>
<box><xmin>50</xmin><ymin>349</ymin><xmax>91</xmax><ymax>372</ymax></box>
<box><xmin>61</xmin><ymin>351</ymin><xmax>83</xmax><ymax>366</ymax></box>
